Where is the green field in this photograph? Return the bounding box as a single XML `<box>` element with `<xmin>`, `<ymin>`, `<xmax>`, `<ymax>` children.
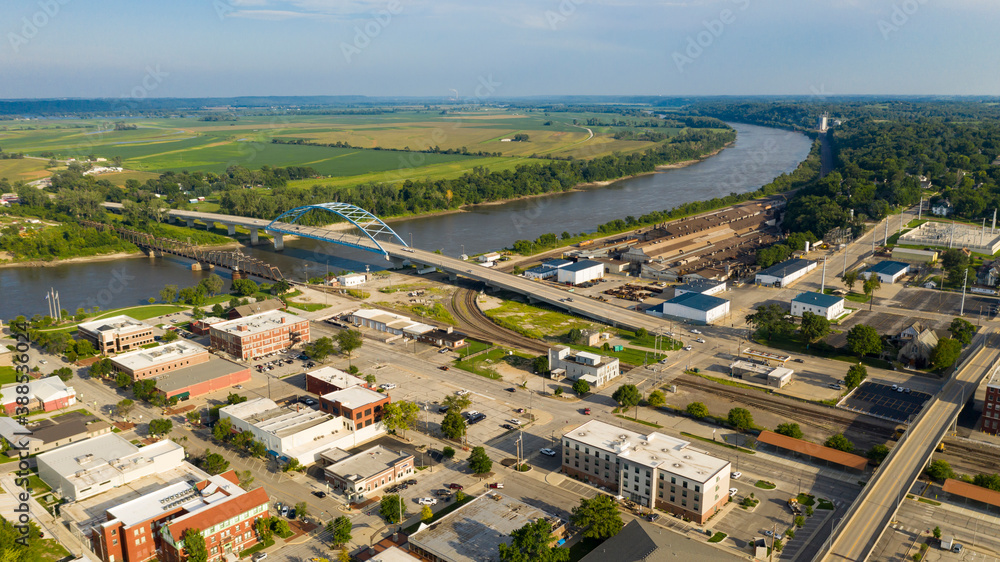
<box><xmin>0</xmin><ymin>109</ymin><xmax>680</xmax><ymax>189</ymax></box>
<box><xmin>482</xmin><ymin>298</ymin><xmax>603</xmax><ymax>340</ymax></box>
<box><xmin>0</xmin><ymin>366</ymin><xmax>18</xmax><ymax>385</ymax></box>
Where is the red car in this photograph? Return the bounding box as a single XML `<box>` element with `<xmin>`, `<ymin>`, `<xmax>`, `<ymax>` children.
<box><xmin>583</xmin><ymin>408</ymin><xmax>591</xmax><ymax>415</ymax></box>
<box><xmin>447</xmin><ymin>483</ymin><xmax>464</xmax><ymax>490</ymax></box>
<box><xmin>488</xmin><ymin>482</ymin><xmax>504</xmax><ymax>489</ymax></box>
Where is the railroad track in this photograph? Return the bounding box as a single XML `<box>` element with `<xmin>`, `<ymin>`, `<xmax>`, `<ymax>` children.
<box><xmin>450</xmin><ymin>287</ymin><xmax>548</xmax><ymax>354</ymax></box>
<box><xmin>674</xmin><ymin>373</ymin><xmax>895</xmax><ymax>434</ymax></box>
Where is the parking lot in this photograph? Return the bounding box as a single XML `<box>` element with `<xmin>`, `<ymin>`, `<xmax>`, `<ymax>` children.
<box><xmin>887</xmin><ymin>287</ymin><xmax>999</xmax><ymax>319</ymax></box>
<box><xmin>842</xmin><ymin>382</ymin><xmax>932</xmax><ymax>423</ymax></box>
<box><xmin>826</xmin><ymin>309</ymin><xmax>951</xmax><ymax>349</ymax></box>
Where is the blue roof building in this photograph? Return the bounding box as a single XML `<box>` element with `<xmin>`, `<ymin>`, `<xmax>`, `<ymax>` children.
<box><xmin>791</xmin><ymin>292</ymin><xmax>846</xmax><ymax>320</ymax></box>
<box><xmin>864</xmin><ymin>261</ymin><xmax>910</xmax><ymax>283</ymax></box>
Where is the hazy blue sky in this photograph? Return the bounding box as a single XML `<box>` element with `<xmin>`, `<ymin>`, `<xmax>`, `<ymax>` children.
<box><xmin>2</xmin><ymin>0</ymin><xmax>997</xmax><ymax>98</ymax></box>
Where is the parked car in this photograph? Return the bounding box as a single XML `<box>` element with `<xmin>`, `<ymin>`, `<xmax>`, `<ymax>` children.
<box><xmin>439</xmin><ymin>366</ymin><xmax>450</xmax><ymax>371</ymax></box>
<box><xmin>828</xmin><ymin>383</ymin><xmax>842</xmax><ymax>389</ymax></box>
<box><xmin>647</xmin><ymin>513</ymin><xmax>660</xmax><ymax>523</ymax></box>
<box><xmin>379</xmin><ymin>383</ymin><xmax>397</xmax><ymax>390</ymax></box>
<box><xmin>252</xmin><ymin>553</ymin><xmax>268</xmax><ymax>561</ymax></box>
<box><xmin>683</xmin><ymin>346</ymin><xmax>693</xmax><ymax>351</ymax></box>
<box><xmin>505</xmin><ymin>387</ymin><xmax>516</xmax><ymax>392</ymax></box>
<box><xmin>508</xmin><ymin>419</ymin><xmax>522</xmax><ymax>425</ymax></box>
<box><xmin>690</xmin><ymin>329</ymin><xmax>701</xmax><ymax>334</ymax></box>
<box><xmin>488</xmin><ymin>482</ymin><xmax>504</xmax><ymax>489</ymax></box>
<box><xmin>583</xmin><ymin>408</ymin><xmax>591</xmax><ymax>415</ymax></box>
<box><xmin>695</xmin><ymin>338</ymin><xmax>706</xmax><ymax>344</ymax></box>
<box><xmin>456</xmin><ymin>389</ymin><xmax>470</xmax><ymax>396</ymax></box>
<box><xmin>280</xmin><ymin>505</ymin><xmax>288</xmax><ymax>517</ymax></box>
<box><xmin>447</xmin><ymin>483</ymin><xmax>464</xmax><ymax>490</ymax></box>
<box><xmin>288</xmin><ymin>508</ymin><xmax>296</xmax><ymax>519</ymax></box>
<box><xmin>437</xmin><ymin>405</ymin><xmax>450</xmax><ymax>413</ymax></box>
<box><xmin>418</xmin><ymin>497</ymin><xmax>438</xmax><ymax>505</ymax></box>
<box><xmin>763</xmin><ymin>529</ymin><xmax>774</xmax><ymax>537</ymax></box>
<box><xmin>793</xmin><ymin>358</ymin><xmax>805</xmax><ymax>363</ymax></box>
<box><xmin>540</xmin><ymin>448</ymin><xmax>557</xmax><ymax>457</ymax></box>
<box><xmin>731</xmin><ymin>471</ymin><xmax>742</xmax><ymax>480</ymax></box>
<box><xmin>405</xmin><ymin>479</ymin><xmax>417</xmax><ymax>486</ymax></box>
<box><xmin>438</xmin><ymin>348</ymin><xmax>449</xmax><ymax>354</ymax></box>
<box><xmin>501</xmin><ymin>424</ymin><xmax>515</xmax><ymax>430</ymax></box>
<box><xmin>434</xmin><ymin>489</ymin><xmax>451</xmax><ymax>497</ymax></box>
<box><xmin>313</xmin><ymin>491</ymin><xmax>326</xmax><ymax>498</ymax></box>
<box><xmin>729</xmin><ymin>488</ymin><xmax>738</xmax><ymax>497</ymax></box>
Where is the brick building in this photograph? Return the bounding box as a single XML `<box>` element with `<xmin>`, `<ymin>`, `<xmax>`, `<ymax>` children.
<box><xmin>110</xmin><ymin>341</ymin><xmax>210</xmax><ymax>381</ymax></box>
<box><xmin>78</xmin><ymin>315</ymin><xmax>155</xmax><ymax>354</ymax></box>
<box><xmin>981</xmin><ymin>375</ymin><xmax>1000</xmax><ymax>435</ymax></box>
<box><xmin>305</xmin><ymin>366</ymin><xmax>369</xmax><ymax>396</ymax></box>
<box><xmin>209</xmin><ymin>311</ymin><xmax>310</xmax><ymax>360</ymax></box>
<box><xmin>91</xmin><ymin>470</ymin><xmax>269</xmax><ymax>562</ymax></box>
<box><xmin>322</xmin><ymin>445</ymin><xmax>413</xmax><ymax>502</ymax></box>
<box><xmin>154</xmin><ymin>357</ymin><xmax>251</xmax><ymax>402</ymax></box>
<box><xmin>1</xmin><ymin>375</ymin><xmax>77</xmax><ymax>415</ymax></box>
<box><xmin>319</xmin><ymin>386</ymin><xmax>390</xmax><ymax>431</ymax></box>
<box><xmin>561</xmin><ymin>420</ymin><xmax>730</xmax><ymax>524</ymax></box>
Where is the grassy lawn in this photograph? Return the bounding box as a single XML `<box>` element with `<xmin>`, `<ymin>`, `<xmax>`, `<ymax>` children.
<box><xmin>708</xmin><ymin>532</ymin><xmax>728</xmax><ymax>543</ymax></box>
<box><xmin>823</xmin><ymin>288</ymin><xmax>871</xmax><ymax>304</ymax></box>
<box><xmin>615</xmin><ymin>415</ymin><xmax>662</xmax><ymax>429</ymax></box>
<box><xmin>238</xmin><ymin>537</ymin><xmax>274</xmax><ymax>558</ymax></box>
<box><xmin>454</xmin><ymin>348</ymin><xmax>509</xmax><ymax>380</ymax></box>
<box><xmin>817</xmin><ymin>498</ymin><xmax>836</xmax><ymax>510</ymax></box>
<box><xmin>755</xmin><ymin>480</ymin><xmax>777</xmax><ymax>489</ymax></box>
<box><xmin>51</xmin><ymin>408</ymin><xmax>92</xmax><ymax>418</ymax></box>
<box><xmin>796</xmin><ymin>493</ymin><xmax>816</xmax><ymax>506</ymax></box>
<box><xmin>568</xmin><ymin>343</ymin><xmax>663</xmax><ymax>366</ymax></box>
<box><xmin>286</xmin><ymin>301</ymin><xmax>330</xmax><ymax>312</ymax></box>
<box><xmin>0</xmin><ymin>366</ymin><xmax>18</xmax><ymax>385</ymax></box>
<box><xmin>622</xmin><ymin>331</ymin><xmax>683</xmax><ymax>351</ymax></box>
<box><xmin>34</xmin><ymin>537</ymin><xmax>71</xmax><ymax>561</ymax></box>
<box><xmin>482</xmin><ymin>297</ymin><xmax>603</xmax><ymax>340</ymax></box>
<box><xmin>400</xmin><ymin>302</ymin><xmax>456</xmax><ymax>325</ymax></box>
<box><xmin>687</xmin><ymin>371</ymin><xmax>771</xmax><ymax>395</ymax></box>
<box><xmin>27</xmin><ymin>474</ymin><xmax>51</xmax><ymax>496</ymax></box>
<box><xmin>461</xmin><ymin>339</ymin><xmax>493</xmax><ymax>356</ymax></box>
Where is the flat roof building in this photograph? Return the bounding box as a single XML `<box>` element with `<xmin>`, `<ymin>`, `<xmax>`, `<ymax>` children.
<box><xmin>320</xmin><ymin>386</ymin><xmax>391</xmax><ymax>431</ymax></box>
<box><xmin>91</xmin><ymin>470</ymin><xmax>270</xmax><ymax>562</ymax></box>
<box><xmin>110</xmin><ymin>340</ymin><xmax>210</xmax><ymax>381</ymax></box>
<box><xmin>305</xmin><ymin>366</ymin><xmax>369</xmax><ymax>396</ymax></box>
<box><xmin>153</xmin><ymin>356</ymin><xmax>251</xmax><ymax>401</ymax></box>
<box><xmin>674</xmin><ymin>279</ymin><xmax>727</xmax><ymax>296</ymax></box>
<box><xmin>647</xmin><ymin>292</ymin><xmax>730</xmax><ymax>325</ymax></box>
<box><xmin>556</xmin><ymin>260</ymin><xmax>604</xmax><ymax>285</ymax></box>
<box><xmin>863</xmin><ymin>260</ymin><xmax>910</xmax><ymax>284</ymax></box>
<box><xmin>209</xmin><ymin>310</ymin><xmax>310</xmax><ymax>360</ymax></box>
<box><xmin>408</xmin><ymin>493</ymin><xmax>566</xmax><ymax>562</ymax></box>
<box><xmin>323</xmin><ymin>445</ymin><xmax>414</xmax><ymax>502</ymax></box>
<box><xmin>78</xmin><ymin>315</ymin><xmax>155</xmax><ymax>354</ymax></box>
<box><xmin>548</xmin><ymin>346</ymin><xmax>620</xmax><ymax>387</ymax></box>
<box><xmin>561</xmin><ymin>420</ymin><xmax>730</xmax><ymax>523</ymax></box>
<box><xmin>791</xmin><ymin>292</ymin><xmax>846</xmax><ymax>321</ymax></box>
<box><xmin>892</xmin><ymin>247</ymin><xmax>938</xmax><ymax>264</ymax></box>
<box><xmin>37</xmin><ymin>434</ymin><xmax>186</xmax><ymax>501</ymax></box>
<box><xmin>755</xmin><ymin>258</ymin><xmax>817</xmax><ymax>288</ymax></box>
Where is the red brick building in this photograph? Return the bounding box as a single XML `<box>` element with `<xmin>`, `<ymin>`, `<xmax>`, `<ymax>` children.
<box><xmin>305</xmin><ymin>366</ymin><xmax>370</xmax><ymax>396</ymax></box>
<box><xmin>982</xmin><ymin>381</ymin><xmax>1000</xmax><ymax>435</ymax></box>
<box><xmin>110</xmin><ymin>341</ymin><xmax>210</xmax><ymax>382</ymax></box>
<box><xmin>320</xmin><ymin>386</ymin><xmax>390</xmax><ymax>431</ymax></box>
<box><xmin>155</xmin><ymin>357</ymin><xmax>251</xmax><ymax>401</ymax></box>
<box><xmin>91</xmin><ymin>470</ymin><xmax>269</xmax><ymax>562</ymax></box>
<box><xmin>209</xmin><ymin>311</ymin><xmax>310</xmax><ymax>360</ymax></box>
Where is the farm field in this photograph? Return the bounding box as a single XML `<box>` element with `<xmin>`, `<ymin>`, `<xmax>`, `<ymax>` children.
<box><xmin>0</xmin><ymin>109</ymin><xmax>692</xmax><ymax>186</ymax></box>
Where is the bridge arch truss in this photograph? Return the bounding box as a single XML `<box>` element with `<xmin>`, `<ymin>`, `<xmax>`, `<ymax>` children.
<box><xmin>266</xmin><ymin>203</ymin><xmax>408</xmax><ymax>256</ymax></box>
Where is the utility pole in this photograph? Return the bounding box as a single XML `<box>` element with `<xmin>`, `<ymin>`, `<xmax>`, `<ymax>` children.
<box><xmin>918</xmin><ymin>197</ymin><xmax>923</xmax><ymax>220</ymax></box>
<box><xmin>884</xmin><ymin>220</ymin><xmax>889</xmax><ymax>245</ymax></box>
<box><xmin>960</xmin><ymin>268</ymin><xmax>969</xmax><ymax>316</ymax></box>
<box><xmin>843</xmin><ymin>242</ymin><xmax>849</xmax><ymax>277</ymax></box>
<box><xmin>821</xmin><ymin>258</ymin><xmax>827</xmax><ymax>294</ymax></box>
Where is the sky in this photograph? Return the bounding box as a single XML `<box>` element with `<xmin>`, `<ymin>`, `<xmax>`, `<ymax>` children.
<box><xmin>1</xmin><ymin>0</ymin><xmax>998</xmax><ymax>99</ymax></box>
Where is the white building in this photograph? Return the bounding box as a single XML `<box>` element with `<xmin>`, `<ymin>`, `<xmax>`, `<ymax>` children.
<box><xmin>932</xmin><ymin>200</ymin><xmax>954</xmax><ymax>217</ymax></box>
<box><xmin>522</xmin><ymin>259</ymin><xmax>572</xmax><ymax>281</ymax></box>
<box><xmin>348</xmin><ymin>308</ymin><xmax>435</xmax><ymax>337</ymax></box>
<box><xmin>548</xmin><ymin>346</ymin><xmax>619</xmax><ymax>387</ymax></box>
<box><xmin>673</xmin><ymin>279</ymin><xmax>727</xmax><ymax>297</ymax></box>
<box><xmin>561</xmin><ymin>420</ymin><xmax>730</xmax><ymax>523</ymax></box>
<box><xmin>556</xmin><ymin>260</ymin><xmax>604</xmax><ymax>285</ymax></box>
<box><xmin>478</xmin><ymin>252</ymin><xmax>502</xmax><ymax>263</ymax></box>
<box><xmin>790</xmin><ymin>292</ymin><xmax>846</xmax><ymax>321</ymax></box>
<box><xmin>862</xmin><ymin>261</ymin><xmax>910</xmax><ymax>284</ymax></box>
<box><xmin>338</xmin><ymin>273</ymin><xmax>368</xmax><ymax>287</ymax></box>
<box><xmin>36</xmin><ymin>434</ymin><xmax>185</xmax><ymax>501</ymax></box>
<box><xmin>647</xmin><ymin>292</ymin><xmax>730</xmax><ymax>325</ymax></box>
<box><xmin>755</xmin><ymin>258</ymin><xmax>817</xmax><ymax>287</ymax></box>
<box><xmin>219</xmin><ymin>397</ymin><xmax>383</xmax><ymax>465</ymax></box>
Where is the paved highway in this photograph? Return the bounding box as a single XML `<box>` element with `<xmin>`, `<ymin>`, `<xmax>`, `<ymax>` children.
<box><xmin>820</xmin><ymin>329</ymin><xmax>1000</xmax><ymax>561</ymax></box>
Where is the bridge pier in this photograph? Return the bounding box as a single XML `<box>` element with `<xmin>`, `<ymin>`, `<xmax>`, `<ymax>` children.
<box><xmin>191</xmin><ymin>262</ymin><xmax>215</xmax><ymax>271</ymax></box>
<box><xmin>388</xmin><ymin>257</ymin><xmax>407</xmax><ymax>270</ymax></box>
<box><xmin>272</xmin><ymin>233</ymin><xmax>284</xmax><ymax>251</ymax></box>
<box><xmin>226</xmin><ymin>224</ymin><xmax>236</xmax><ymax>236</ymax></box>
<box><xmin>186</xmin><ymin>219</ymin><xmax>195</xmax><ymax>228</ymax></box>
<box><xmin>204</xmin><ymin>221</ymin><xmax>215</xmax><ymax>231</ymax></box>
<box><xmin>250</xmin><ymin>228</ymin><xmax>259</xmax><ymax>245</ymax></box>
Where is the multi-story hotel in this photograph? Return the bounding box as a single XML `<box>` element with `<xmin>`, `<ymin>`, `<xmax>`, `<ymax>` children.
<box><xmin>561</xmin><ymin>420</ymin><xmax>731</xmax><ymax>523</ymax></box>
<box><xmin>78</xmin><ymin>315</ymin><xmax>155</xmax><ymax>354</ymax></box>
<box><xmin>209</xmin><ymin>311</ymin><xmax>310</xmax><ymax>360</ymax></box>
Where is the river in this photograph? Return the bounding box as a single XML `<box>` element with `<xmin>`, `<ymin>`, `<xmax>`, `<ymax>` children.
<box><xmin>0</xmin><ymin>123</ymin><xmax>811</xmax><ymax>319</ymax></box>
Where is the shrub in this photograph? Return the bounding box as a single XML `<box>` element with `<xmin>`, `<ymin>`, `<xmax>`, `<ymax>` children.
<box><xmin>442</xmin><ymin>446</ymin><xmax>455</xmax><ymax>459</ymax></box>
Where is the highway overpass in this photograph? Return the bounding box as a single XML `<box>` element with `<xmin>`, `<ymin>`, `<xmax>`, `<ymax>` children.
<box><xmin>101</xmin><ymin>203</ymin><xmax>670</xmax><ymax>332</ymax></box>
<box><xmin>819</xmin><ymin>328</ymin><xmax>1000</xmax><ymax>561</ymax></box>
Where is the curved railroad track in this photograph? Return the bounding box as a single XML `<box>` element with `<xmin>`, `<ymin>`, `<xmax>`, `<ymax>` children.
<box><xmin>450</xmin><ymin>287</ymin><xmax>548</xmax><ymax>354</ymax></box>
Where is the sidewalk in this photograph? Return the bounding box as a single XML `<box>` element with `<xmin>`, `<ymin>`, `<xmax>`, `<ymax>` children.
<box><xmin>0</xmin><ymin>473</ymin><xmax>95</xmax><ymax>559</ymax></box>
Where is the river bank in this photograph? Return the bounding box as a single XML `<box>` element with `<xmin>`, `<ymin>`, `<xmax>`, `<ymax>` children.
<box><xmin>0</xmin><ymin>241</ymin><xmax>244</xmax><ymax>269</ymax></box>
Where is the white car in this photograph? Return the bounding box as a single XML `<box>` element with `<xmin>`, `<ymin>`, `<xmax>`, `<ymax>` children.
<box><xmin>380</xmin><ymin>383</ymin><xmax>397</xmax><ymax>390</ymax></box>
<box><xmin>508</xmin><ymin>419</ymin><xmax>523</xmax><ymax>425</ymax></box>
<box><xmin>695</xmin><ymin>338</ymin><xmax>706</xmax><ymax>343</ymax></box>
<box><xmin>418</xmin><ymin>497</ymin><xmax>438</xmax><ymax>506</ymax></box>
<box><xmin>456</xmin><ymin>390</ymin><xmax>470</xmax><ymax>396</ymax></box>
<box><xmin>731</xmin><ymin>471</ymin><xmax>742</xmax><ymax>480</ymax></box>
<box><xmin>683</xmin><ymin>346</ymin><xmax>693</xmax><ymax>351</ymax></box>
<box><xmin>729</xmin><ymin>488</ymin><xmax>738</xmax><ymax>497</ymax></box>
<box><xmin>690</xmin><ymin>329</ymin><xmax>702</xmax><ymax>334</ymax></box>
<box><xmin>540</xmin><ymin>448</ymin><xmax>557</xmax><ymax>457</ymax></box>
